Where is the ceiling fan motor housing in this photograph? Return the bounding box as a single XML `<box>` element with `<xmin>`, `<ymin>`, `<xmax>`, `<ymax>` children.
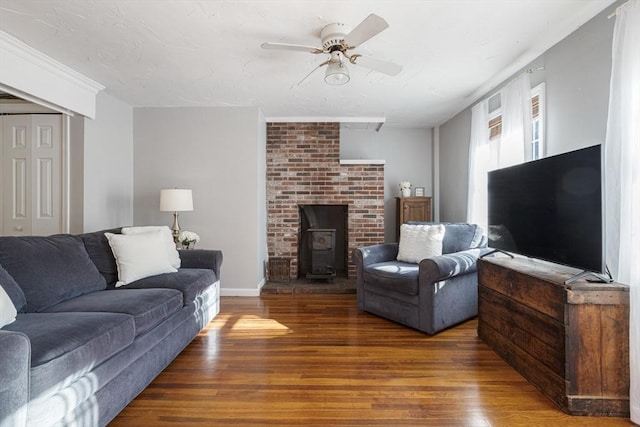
<box><xmin>321</xmin><ymin>23</ymin><xmax>351</xmax><ymax>52</ymax></box>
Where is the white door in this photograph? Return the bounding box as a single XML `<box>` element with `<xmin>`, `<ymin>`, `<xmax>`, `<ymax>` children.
<box><xmin>1</xmin><ymin>115</ymin><xmax>31</xmax><ymax>236</ymax></box>
<box><xmin>1</xmin><ymin>114</ymin><xmax>62</xmax><ymax>236</ymax></box>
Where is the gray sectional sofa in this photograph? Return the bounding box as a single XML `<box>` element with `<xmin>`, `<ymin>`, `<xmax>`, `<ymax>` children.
<box><xmin>353</xmin><ymin>222</ymin><xmax>489</xmax><ymax>334</ymax></box>
<box><xmin>0</xmin><ymin>228</ymin><xmax>222</xmax><ymax>427</ymax></box>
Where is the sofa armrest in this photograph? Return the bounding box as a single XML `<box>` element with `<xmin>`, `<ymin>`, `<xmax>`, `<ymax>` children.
<box><xmin>419</xmin><ymin>247</ymin><xmax>491</xmax><ymax>283</ymax></box>
<box><xmin>178</xmin><ymin>249</ymin><xmax>223</xmax><ymax>278</ymax></box>
<box><xmin>0</xmin><ymin>330</ymin><xmax>29</xmax><ymax>427</ymax></box>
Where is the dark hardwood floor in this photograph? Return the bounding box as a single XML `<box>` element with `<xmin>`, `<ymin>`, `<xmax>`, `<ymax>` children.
<box><xmin>110</xmin><ymin>295</ymin><xmax>633</xmax><ymax>426</ymax></box>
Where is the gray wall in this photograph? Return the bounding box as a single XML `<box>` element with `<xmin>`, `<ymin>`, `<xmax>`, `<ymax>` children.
<box><xmin>133</xmin><ymin>107</ymin><xmax>267</xmax><ymax>295</ymax></box>
<box><xmin>340</xmin><ymin>127</ymin><xmax>433</xmax><ymax>242</ymax></box>
<box><xmin>437</xmin><ymin>2</ymin><xmax>618</xmax><ymax>222</ymax></box>
<box><xmin>83</xmin><ymin>92</ymin><xmax>134</xmax><ymax>231</ymax></box>
<box><xmin>438</xmin><ymin>109</ymin><xmax>471</xmax><ymax>223</ymax></box>
<box><xmin>69</xmin><ymin>91</ymin><xmax>134</xmax><ymax>233</ymax></box>
<box><xmin>534</xmin><ymin>6</ymin><xmax>615</xmax><ymax>156</ymax></box>
<box><xmin>256</xmin><ymin>110</ymin><xmax>268</xmax><ymax>287</ymax></box>
<box><xmin>69</xmin><ymin>114</ymin><xmax>85</xmax><ymax>234</ymax></box>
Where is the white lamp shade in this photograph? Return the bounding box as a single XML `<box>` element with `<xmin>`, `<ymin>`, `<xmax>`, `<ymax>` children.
<box><xmin>325</xmin><ymin>52</ymin><xmax>350</xmax><ymax>86</ymax></box>
<box><xmin>325</xmin><ymin>62</ymin><xmax>350</xmax><ymax>85</ymax></box>
<box><xmin>160</xmin><ymin>189</ymin><xmax>193</xmax><ymax>212</ymax></box>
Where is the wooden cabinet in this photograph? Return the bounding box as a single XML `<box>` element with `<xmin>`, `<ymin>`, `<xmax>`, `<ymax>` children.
<box><xmin>477</xmin><ymin>257</ymin><xmax>630</xmax><ymax>417</ymax></box>
<box><xmin>395</xmin><ymin>197</ymin><xmax>432</xmax><ymax>241</ymax></box>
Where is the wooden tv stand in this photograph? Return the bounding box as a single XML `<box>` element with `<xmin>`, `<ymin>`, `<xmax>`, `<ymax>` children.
<box><xmin>477</xmin><ymin>257</ymin><xmax>630</xmax><ymax>417</ymax></box>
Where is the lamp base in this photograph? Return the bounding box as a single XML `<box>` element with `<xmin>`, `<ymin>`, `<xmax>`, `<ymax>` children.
<box><xmin>171</xmin><ymin>212</ymin><xmax>180</xmax><ymax>244</ymax></box>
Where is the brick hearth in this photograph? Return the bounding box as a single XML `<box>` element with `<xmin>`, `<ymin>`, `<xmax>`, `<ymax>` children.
<box><xmin>266</xmin><ymin>122</ymin><xmax>385</xmax><ymax>279</ymax></box>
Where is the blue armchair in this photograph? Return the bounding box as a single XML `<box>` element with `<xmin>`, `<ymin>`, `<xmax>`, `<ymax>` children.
<box><xmin>352</xmin><ymin>223</ymin><xmax>489</xmax><ymax>334</ymax></box>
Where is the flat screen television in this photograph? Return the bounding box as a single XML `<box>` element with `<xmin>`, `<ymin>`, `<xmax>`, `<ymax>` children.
<box><xmin>487</xmin><ymin>144</ymin><xmax>609</xmax><ymax>283</ymax></box>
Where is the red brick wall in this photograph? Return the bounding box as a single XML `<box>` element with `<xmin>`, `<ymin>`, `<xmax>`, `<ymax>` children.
<box><xmin>266</xmin><ymin>122</ymin><xmax>385</xmax><ymax>279</ymax></box>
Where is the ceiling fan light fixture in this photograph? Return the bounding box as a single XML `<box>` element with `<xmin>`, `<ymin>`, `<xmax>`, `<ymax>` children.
<box><xmin>324</xmin><ymin>52</ymin><xmax>350</xmax><ymax>85</ymax></box>
<box><xmin>262</xmin><ymin>14</ymin><xmax>401</xmax><ymax>85</ymax></box>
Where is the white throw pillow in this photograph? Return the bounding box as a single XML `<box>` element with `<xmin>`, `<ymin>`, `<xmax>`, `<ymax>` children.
<box><xmin>397</xmin><ymin>224</ymin><xmax>446</xmax><ymax>263</ymax></box>
<box><xmin>105</xmin><ymin>231</ymin><xmax>178</xmax><ymax>287</ymax></box>
<box><xmin>0</xmin><ymin>284</ymin><xmax>18</xmax><ymax>328</ymax></box>
<box><xmin>121</xmin><ymin>225</ymin><xmax>181</xmax><ymax>269</ymax></box>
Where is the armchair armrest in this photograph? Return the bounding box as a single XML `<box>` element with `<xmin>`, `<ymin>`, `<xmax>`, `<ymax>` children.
<box><xmin>178</xmin><ymin>249</ymin><xmax>223</xmax><ymax>278</ymax></box>
<box><xmin>0</xmin><ymin>330</ymin><xmax>29</xmax><ymax>427</ymax></box>
<box><xmin>419</xmin><ymin>248</ymin><xmax>491</xmax><ymax>283</ymax></box>
<box><xmin>352</xmin><ymin>243</ymin><xmax>398</xmax><ymax>310</ymax></box>
<box><xmin>352</xmin><ymin>243</ymin><xmax>399</xmax><ymax>267</ymax></box>
<box><xmin>416</xmin><ymin>247</ymin><xmax>491</xmax><ymax>333</ymax></box>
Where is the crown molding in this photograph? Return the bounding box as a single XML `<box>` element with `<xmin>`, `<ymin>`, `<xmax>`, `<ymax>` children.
<box><xmin>265</xmin><ymin>116</ymin><xmax>386</xmax><ymax>131</ymax></box>
<box><xmin>0</xmin><ymin>30</ymin><xmax>104</xmax><ymax>118</ymax></box>
<box><xmin>266</xmin><ymin>116</ymin><xmax>385</xmax><ymax>123</ymax></box>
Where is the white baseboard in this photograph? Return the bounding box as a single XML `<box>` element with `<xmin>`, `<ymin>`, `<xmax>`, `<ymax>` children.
<box><xmin>220</xmin><ymin>279</ymin><xmax>265</xmax><ymax>297</ymax></box>
<box><xmin>220</xmin><ymin>288</ymin><xmax>261</xmax><ymax>297</ymax></box>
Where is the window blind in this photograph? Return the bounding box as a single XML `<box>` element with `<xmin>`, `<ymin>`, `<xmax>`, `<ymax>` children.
<box><xmin>487</xmin><ymin>94</ymin><xmax>539</xmax><ymax>141</ymax></box>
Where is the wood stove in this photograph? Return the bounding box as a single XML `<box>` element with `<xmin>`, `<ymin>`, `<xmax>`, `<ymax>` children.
<box><xmin>306</xmin><ymin>228</ymin><xmax>336</xmax><ymax>279</ymax></box>
<box><xmin>298</xmin><ymin>205</ymin><xmax>346</xmax><ymax>279</ymax></box>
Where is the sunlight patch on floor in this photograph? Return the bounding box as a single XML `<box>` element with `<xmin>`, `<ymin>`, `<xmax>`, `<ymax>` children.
<box><xmin>208</xmin><ymin>314</ymin><xmax>293</xmax><ymax>338</ymax></box>
<box><xmin>231</xmin><ymin>315</ymin><xmax>291</xmax><ymax>331</ymax></box>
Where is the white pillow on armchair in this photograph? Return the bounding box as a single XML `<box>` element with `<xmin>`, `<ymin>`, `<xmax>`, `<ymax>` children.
<box><xmin>397</xmin><ymin>223</ymin><xmax>446</xmax><ymax>263</ymax></box>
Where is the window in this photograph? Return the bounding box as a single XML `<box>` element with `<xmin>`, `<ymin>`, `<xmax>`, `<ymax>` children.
<box><xmin>530</xmin><ymin>83</ymin><xmax>545</xmax><ymax>160</ymax></box>
<box><xmin>487</xmin><ymin>82</ymin><xmax>546</xmax><ymax>160</ymax></box>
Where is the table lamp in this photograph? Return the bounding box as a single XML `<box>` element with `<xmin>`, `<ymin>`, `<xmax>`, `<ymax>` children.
<box><xmin>160</xmin><ymin>189</ymin><xmax>193</xmax><ymax>243</ymax></box>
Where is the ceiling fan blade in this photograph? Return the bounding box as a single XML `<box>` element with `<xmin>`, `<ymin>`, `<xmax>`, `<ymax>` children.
<box><xmin>352</xmin><ymin>55</ymin><xmax>402</xmax><ymax>76</ymax></box>
<box><xmin>343</xmin><ymin>14</ymin><xmax>389</xmax><ymax>48</ymax></box>
<box><xmin>297</xmin><ymin>60</ymin><xmax>330</xmax><ymax>86</ymax></box>
<box><xmin>261</xmin><ymin>42</ymin><xmax>323</xmax><ymax>54</ymax></box>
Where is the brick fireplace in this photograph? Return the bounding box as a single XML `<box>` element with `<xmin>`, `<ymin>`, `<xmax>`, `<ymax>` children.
<box><xmin>266</xmin><ymin>122</ymin><xmax>384</xmax><ymax>279</ymax></box>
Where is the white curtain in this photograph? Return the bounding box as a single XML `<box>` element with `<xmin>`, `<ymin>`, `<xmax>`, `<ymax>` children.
<box><xmin>501</xmin><ymin>73</ymin><xmax>533</xmax><ymax>164</ymax></box>
<box><xmin>467</xmin><ymin>73</ymin><xmax>532</xmax><ymax>231</ymax></box>
<box><xmin>467</xmin><ymin>100</ymin><xmax>489</xmax><ymax>229</ymax></box>
<box><xmin>605</xmin><ymin>0</ymin><xmax>640</xmax><ymax>423</ymax></box>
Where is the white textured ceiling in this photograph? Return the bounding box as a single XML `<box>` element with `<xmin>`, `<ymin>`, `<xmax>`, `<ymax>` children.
<box><xmin>0</xmin><ymin>0</ymin><xmax>615</xmax><ymax>127</ymax></box>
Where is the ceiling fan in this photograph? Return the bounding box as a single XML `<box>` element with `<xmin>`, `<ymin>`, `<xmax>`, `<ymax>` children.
<box><xmin>261</xmin><ymin>14</ymin><xmax>403</xmax><ymax>86</ymax></box>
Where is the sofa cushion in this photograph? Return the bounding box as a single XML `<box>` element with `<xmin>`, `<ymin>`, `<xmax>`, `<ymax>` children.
<box><xmin>0</xmin><ymin>264</ymin><xmax>26</xmax><ymax>313</ymax></box>
<box><xmin>124</xmin><ymin>268</ymin><xmax>217</xmax><ymax>306</ymax></box>
<box><xmin>3</xmin><ymin>312</ymin><xmax>135</xmax><ymax>398</ymax></box>
<box><xmin>0</xmin><ymin>235</ymin><xmax>107</xmax><ymax>312</ymax></box>
<box><xmin>363</xmin><ymin>261</ymin><xmax>419</xmax><ymax>296</ymax></box>
<box><xmin>397</xmin><ymin>224</ymin><xmax>445</xmax><ymax>263</ymax></box>
<box><xmin>121</xmin><ymin>226</ymin><xmax>181</xmax><ymax>269</ymax></box>
<box><xmin>44</xmin><ymin>288</ymin><xmax>183</xmax><ymax>337</ymax></box>
<box><xmin>79</xmin><ymin>228</ymin><xmax>122</xmax><ymax>288</ymax></box>
<box><xmin>105</xmin><ymin>232</ymin><xmax>178</xmax><ymax>287</ymax></box>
